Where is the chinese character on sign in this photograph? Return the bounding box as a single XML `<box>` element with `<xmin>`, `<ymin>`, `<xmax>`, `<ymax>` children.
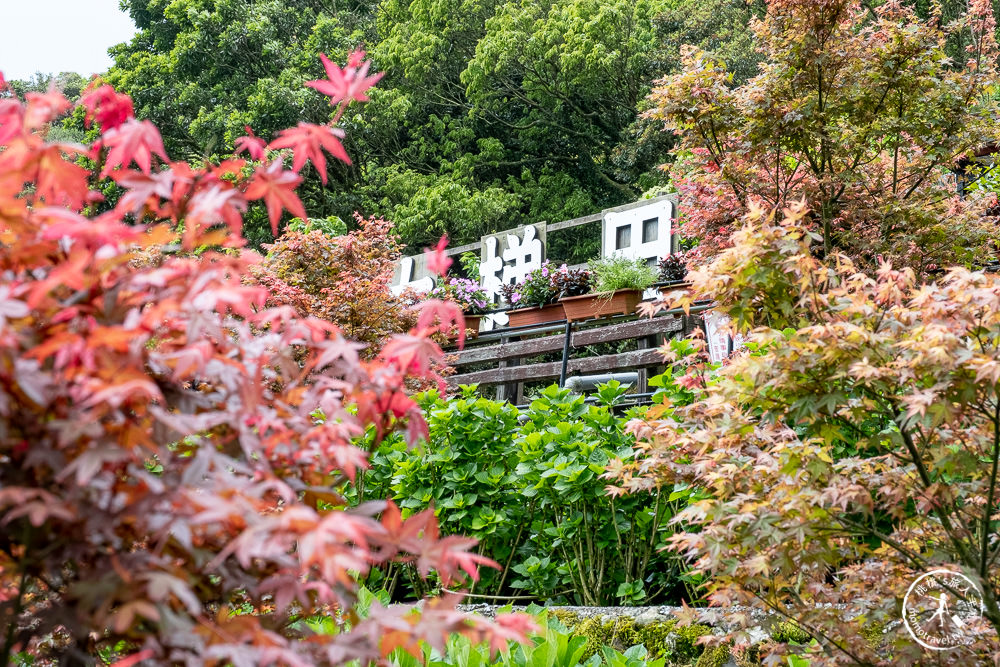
<box><xmin>479</xmin><ymin>224</ymin><xmax>546</xmax><ymax>330</ymax></box>
<box><xmin>480</xmin><ymin>236</ymin><xmax>507</xmax><ymax>329</ymax></box>
<box><xmin>501</xmin><ymin>225</ymin><xmax>543</xmax><ymax>286</ymax></box>
<box><xmin>602</xmin><ymin>197</ymin><xmax>674</xmax><ymax>265</ymax></box>
<box><xmin>390</xmin><ymin>256</ymin><xmax>434</xmax><ymax>295</ymax></box>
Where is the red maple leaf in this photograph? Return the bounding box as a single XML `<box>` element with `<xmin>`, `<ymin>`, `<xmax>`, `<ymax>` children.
<box><xmin>406</xmin><ymin>410</ymin><xmax>430</xmax><ymax>446</ymax></box>
<box><xmin>101</xmin><ymin>119</ymin><xmax>169</xmax><ymax>176</ymax></box>
<box><xmin>234</xmin><ymin>126</ymin><xmax>267</xmax><ymax>161</ymax></box>
<box><xmin>487</xmin><ymin>615</ymin><xmax>540</xmax><ymax>656</ymax></box>
<box><xmin>38</xmin><ymin>208</ymin><xmax>141</xmax><ymax>249</ymax></box>
<box><xmin>268</xmin><ymin>122</ymin><xmax>350</xmax><ymax>183</ymax></box>
<box><xmin>306</xmin><ymin>50</ymin><xmax>383</xmax><ymax>106</ymax></box>
<box><xmin>244</xmin><ymin>160</ymin><xmax>308</xmax><ymax>234</ymax></box>
<box><xmin>114</xmin><ymin>168</ymin><xmax>175</xmax><ymax>218</ymax></box>
<box><xmin>79</xmin><ymin>83</ymin><xmax>134</xmax><ymax>132</ymax></box>
<box><xmin>186</xmin><ymin>183</ymin><xmax>248</xmax><ymax>236</ymax></box>
<box><xmin>0</xmin><ymin>98</ymin><xmax>23</xmax><ymax>144</ymax></box>
<box><xmin>424</xmin><ymin>235</ymin><xmax>452</xmax><ymax>276</ymax></box>
<box><xmin>33</xmin><ymin>145</ymin><xmax>90</xmax><ymax>209</ymax></box>
<box><xmin>416</xmin><ymin>298</ymin><xmax>466</xmax><ymax>348</ymax></box>
<box><xmin>380</xmin><ymin>333</ymin><xmax>443</xmax><ymax>378</ymax></box>
<box><xmin>24</xmin><ymin>87</ymin><xmax>71</xmax><ymax>129</ymax></box>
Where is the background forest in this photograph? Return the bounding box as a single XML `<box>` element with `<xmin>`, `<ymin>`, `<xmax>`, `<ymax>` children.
<box><xmin>13</xmin><ymin>0</ymin><xmax>767</xmax><ymax>249</ymax></box>
<box><xmin>13</xmin><ymin>0</ymin><xmax>997</xmax><ymax>253</ymax></box>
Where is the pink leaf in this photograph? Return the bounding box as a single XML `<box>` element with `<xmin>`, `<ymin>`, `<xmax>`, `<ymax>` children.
<box><xmin>101</xmin><ymin>119</ymin><xmax>169</xmax><ymax>176</ymax></box>
<box><xmin>268</xmin><ymin>122</ymin><xmax>350</xmax><ymax>183</ymax></box>
<box><xmin>79</xmin><ymin>84</ymin><xmax>135</xmax><ymax>132</ymax></box>
<box><xmin>244</xmin><ymin>160</ymin><xmax>308</xmax><ymax>234</ymax></box>
<box><xmin>424</xmin><ymin>235</ymin><xmax>452</xmax><ymax>276</ymax></box>
<box><xmin>306</xmin><ymin>50</ymin><xmax>384</xmax><ymax>106</ymax></box>
<box><xmin>235</xmin><ymin>125</ymin><xmax>267</xmax><ymax>161</ymax></box>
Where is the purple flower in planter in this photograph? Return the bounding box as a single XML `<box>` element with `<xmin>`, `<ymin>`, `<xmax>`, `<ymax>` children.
<box><xmin>511</xmin><ymin>293</ymin><xmax>522</xmax><ymax>304</ymax></box>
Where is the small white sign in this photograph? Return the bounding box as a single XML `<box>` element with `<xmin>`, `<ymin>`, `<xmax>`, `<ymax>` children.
<box><xmin>703</xmin><ymin>311</ymin><xmax>744</xmax><ymax>363</ymax></box>
<box><xmin>601</xmin><ymin>197</ymin><xmax>674</xmax><ymax>265</ymax></box>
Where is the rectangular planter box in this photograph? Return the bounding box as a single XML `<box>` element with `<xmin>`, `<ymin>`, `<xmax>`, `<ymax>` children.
<box><xmin>447</xmin><ymin>314</ymin><xmax>482</xmax><ymax>341</ymax></box>
<box><xmin>463</xmin><ymin>314</ymin><xmax>482</xmax><ymax>336</ymax></box>
<box><xmin>507</xmin><ymin>302</ymin><xmax>566</xmax><ymax>327</ymax></box>
<box><xmin>658</xmin><ymin>281</ymin><xmax>691</xmax><ymax>298</ymax></box>
<box><xmin>560</xmin><ymin>289</ymin><xmax>643</xmax><ymax>322</ymax></box>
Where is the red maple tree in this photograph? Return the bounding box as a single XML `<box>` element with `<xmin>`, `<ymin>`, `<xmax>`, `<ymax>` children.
<box><xmin>0</xmin><ymin>53</ymin><xmax>532</xmax><ymax>665</ymax></box>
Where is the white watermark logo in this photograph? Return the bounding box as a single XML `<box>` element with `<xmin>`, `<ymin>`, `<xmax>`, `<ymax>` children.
<box><xmin>902</xmin><ymin>569</ymin><xmax>985</xmax><ymax>650</ymax></box>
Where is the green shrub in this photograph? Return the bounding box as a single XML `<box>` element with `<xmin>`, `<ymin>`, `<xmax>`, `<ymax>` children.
<box><xmin>857</xmin><ymin>619</ymin><xmax>887</xmax><ymax>650</ymax></box>
<box><xmin>388</xmin><ymin>609</ymin><xmax>718</xmax><ymax>667</ymax></box>
<box><xmin>590</xmin><ymin>256</ymin><xmax>658</xmax><ymax>292</ymax></box>
<box><xmin>770</xmin><ymin>621</ymin><xmax>811</xmax><ymax>644</ymax></box>
<box><xmin>694</xmin><ymin>643</ymin><xmax>730</xmax><ymax>667</ymax></box>
<box><xmin>356</xmin><ymin>386</ymin><xmax>524</xmax><ymax>596</ymax></box>
<box><xmin>569</xmin><ymin>616</ymin><xmax>710</xmax><ymax>664</ymax></box>
<box><xmin>355</xmin><ymin>382</ymin><xmax>697</xmax><ymax>605</ymax></box>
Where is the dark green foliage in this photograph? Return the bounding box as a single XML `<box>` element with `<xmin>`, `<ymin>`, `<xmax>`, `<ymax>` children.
<box><xmin>552</xmin><ymin>267</ymin><xmax>593</xmax><ymax>298</ymax></box>
<box><xmin>356</xmin><ymin>382</ymin><xmax>696</xmax><ymax>605</ymax></box>
<box><xmin>101</xmin><ymin>0</ymin><xmax>766</xmax><ymax>250</ymax></box>
<box><xmin>8</xmin><ymin>71</ymin><xmax>88</xmax><ymax>101</ymax></box>
<box><xmin>657</xmin><ymin>252</ymin><xmax>688</xmax><ymax>283</ymax></box>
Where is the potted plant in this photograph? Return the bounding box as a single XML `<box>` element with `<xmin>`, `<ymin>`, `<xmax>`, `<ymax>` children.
<box><xmin>552</xmin><ymin>265</ymin><xmax>592</xmax><ymax>300</ymax></box>
<box><xmin>658</xmin><ymin>251</ymin><xmax>690</xmax><ymax>289</ymax></box>
<box><xmin>428</xmin><ymin>275</ymin><xmax>490</xmax><ymax>337</ymax></box>
<box><xmin>500</xmin><ymin>262</ymin><xmax>567</xmax><ymax>327</ymax></box>
<box><xmin>657</xmin><ymin>251</ymin><xmax>692</xmax><ymax>300</ymax></box>
<box><xmin>560</xmin><ymin>256</ymin><xmax>657</xmax><ymax>321</ymax></box>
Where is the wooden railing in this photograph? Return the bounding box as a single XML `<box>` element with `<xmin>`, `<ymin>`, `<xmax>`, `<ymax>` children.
<box><xmin>446</xmin><ymin>301</ymin><xmax>711</xmax><ymax>405</ymax></box>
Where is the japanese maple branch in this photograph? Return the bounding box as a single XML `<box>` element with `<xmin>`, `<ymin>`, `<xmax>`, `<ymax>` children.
<box><xmin>981</xmin><ymin>400</ymin><xmax>1000</xmax><ymax>578</ymax></box>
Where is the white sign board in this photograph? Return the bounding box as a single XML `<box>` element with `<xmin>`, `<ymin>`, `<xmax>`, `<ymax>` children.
<box><xmin>387</xmin><ymin>196</ymin><xmax>680</xmax><ymax>330</ymax></box>
<box><xmin>601</xmin><ymin>197</ymin><xmax>674</xmax><ymax>265</ymax></box>
<box><xmin>390</xmin><ymin>255</ymin><xmax>434</xmax><ymax>295</ymax></box>
<box><xmin>704</xmin><ymin>311</ymin><xmax>745</xmax><ymax>363</ymax></box>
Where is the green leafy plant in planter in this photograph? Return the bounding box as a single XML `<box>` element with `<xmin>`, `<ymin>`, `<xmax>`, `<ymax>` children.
<box><xmin>561</xmin><ymin>256</ymin><xmax>657</xmax><ymax>321</ymax></box>
<box><xmin>591</xmin><ymin>256</ymin><xmax>658</xmax><ymax>292</ymax></box>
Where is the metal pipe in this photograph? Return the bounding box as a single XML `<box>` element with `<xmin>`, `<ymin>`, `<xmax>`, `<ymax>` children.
<box><xmin>565</xmin><ymin>373</ymin><xmax>639</xmax><ymax>393</ymax></box>
<box><xmin>558</xmin><ymin>319</ymin><xmax>573</xmax><ymax>387</ymax></box>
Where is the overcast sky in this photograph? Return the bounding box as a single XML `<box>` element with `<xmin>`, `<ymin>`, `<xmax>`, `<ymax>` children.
<box><xmin>1</xmin><ymin>0</ymin><xmax>137</xmax><ymax>81</ymax></box>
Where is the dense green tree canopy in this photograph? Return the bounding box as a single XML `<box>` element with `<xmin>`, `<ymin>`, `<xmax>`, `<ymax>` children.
<box><xmin>103</xmin><ymin>0</ymin><xmax>764</xmax><ymax>250</ymax></box>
